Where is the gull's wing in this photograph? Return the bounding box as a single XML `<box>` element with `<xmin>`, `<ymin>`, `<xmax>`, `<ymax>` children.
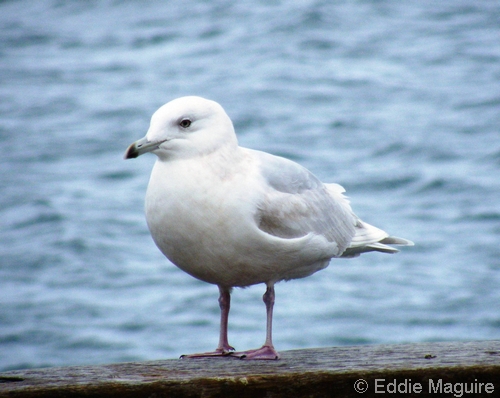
<box><xmin>248</xmin><ymin>149</ymin><xmax>414</xmax><ymax>258</ymax></box>
<box><xmin>248</xmin><ymin>149</ymin><xmax>356</xmax><ymax>256</ymax></box>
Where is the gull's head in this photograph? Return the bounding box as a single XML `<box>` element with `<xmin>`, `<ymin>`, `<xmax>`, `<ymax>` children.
<box><xmin>124</xmin><ymin>96</ymin><xmax>237</xmax><ymax>160</ymax></box>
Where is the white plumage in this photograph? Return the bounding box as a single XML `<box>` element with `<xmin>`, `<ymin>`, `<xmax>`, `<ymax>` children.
<box><xmin>125</xmin><ymin>96</ymin><xmax>413</xmax><ymax>359</ymax></box>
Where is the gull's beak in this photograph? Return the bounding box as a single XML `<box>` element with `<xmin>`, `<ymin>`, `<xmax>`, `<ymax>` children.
<box><xmin>124</xmin><ymin>136</ymin><xmax>161</xmax><ymax>159</ymax></box>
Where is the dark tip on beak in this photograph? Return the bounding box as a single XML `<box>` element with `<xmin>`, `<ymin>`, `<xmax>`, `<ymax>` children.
<box><xmin>124</xmin><ymin>143</ymin><xmax>139</xmax><ymax>159</ymax></box>
<box><xmin>124</xmin><ymin>136</ymin><xmax>161</xmax><ymax>159</ymax></box>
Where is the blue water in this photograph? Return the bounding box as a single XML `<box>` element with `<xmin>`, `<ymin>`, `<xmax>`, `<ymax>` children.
<box><xmin>1</xmin><ymin>0</ymin><xmax>499</xmax><ymax>371</ymax></box>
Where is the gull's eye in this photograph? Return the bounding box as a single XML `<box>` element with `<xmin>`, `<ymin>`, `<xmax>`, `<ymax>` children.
<box><xmin>179</xmin><ymin>118</ymin><xmax>191</xmax><ymax>128</ymax></box>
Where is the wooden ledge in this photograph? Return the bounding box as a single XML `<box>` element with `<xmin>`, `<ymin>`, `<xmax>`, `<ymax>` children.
<box><xmin>1</xmin><ymin>341</ymin><xmax>499</xmax><ymax>397</ymax></box>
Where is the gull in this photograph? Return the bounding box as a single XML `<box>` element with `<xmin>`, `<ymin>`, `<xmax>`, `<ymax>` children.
<box><xmin>124</xmin><ymin>96</ymin><xmax>413</xmax><ymax>360</ymax></box>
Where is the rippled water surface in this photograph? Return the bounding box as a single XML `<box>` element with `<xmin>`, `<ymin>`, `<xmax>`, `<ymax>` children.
<box><xmin>1</xmin><ymin>0</ymin><xmax>499</xmax><ymax>371</ymax></box>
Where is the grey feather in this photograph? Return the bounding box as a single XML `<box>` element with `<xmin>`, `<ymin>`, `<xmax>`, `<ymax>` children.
<box><xmin>249</xmin><ymin>150</ymin><xmax>357</xmax><ymax>255</ymax></box>
<box><xmin>247</xmin><ymin>149</ymin><xmax>414</xmax><ymax>258</ymax></box>
<box><xmin>380</xmin><ymin>236</ymin><xmax>414</xmax><ymax>246</ymax></box>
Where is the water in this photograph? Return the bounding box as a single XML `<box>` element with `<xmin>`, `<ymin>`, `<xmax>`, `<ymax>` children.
<box><xmin>1</xmin><ymin>0</ymin><xmax>499</xmax><ymax>371</ymax></box>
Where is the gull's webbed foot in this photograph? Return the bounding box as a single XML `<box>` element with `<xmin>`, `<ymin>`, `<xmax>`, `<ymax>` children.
<box><xmin>180</xmin><ymin>345</ymin><xmax>235</xmax><ymax>359</ymax></box>
<box><xmin>232</xmin><ymin>344</ymin><xmax>280</xmax><ymax>360</ymax></box>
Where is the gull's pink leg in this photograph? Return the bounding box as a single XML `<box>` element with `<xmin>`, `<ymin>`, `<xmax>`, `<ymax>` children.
<box><xmin>232</xmin><ymin>284</ymin><xmax>280</xmax><ymax>360</ymax></box>
<box><xmin>215</xmin><ymin>286</ymin><xmax>235</xmax><ymax>353</ymax></box>
<box><xmin>181</xmin><ymin>286</ymin><xmax>235</xmax><ymax>358</ymax></box>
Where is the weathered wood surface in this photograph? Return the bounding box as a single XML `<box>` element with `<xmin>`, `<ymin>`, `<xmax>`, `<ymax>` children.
<box><xmin>1</xmin><ymin>341</ymin><xmax>499</xmax><ymax>397</ymax></box>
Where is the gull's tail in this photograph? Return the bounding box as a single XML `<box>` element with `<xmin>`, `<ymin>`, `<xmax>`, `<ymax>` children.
<box><xmin>341</xmin><ymin>220</ymin><xmax>414</xmax><ymax>258</ymax></box>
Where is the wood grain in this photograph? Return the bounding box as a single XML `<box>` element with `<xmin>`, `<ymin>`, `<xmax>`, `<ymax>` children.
<box><xmin>1</xmin><ymin>341</ymin><xmax>499</xmax><ymax>397</ymax></box>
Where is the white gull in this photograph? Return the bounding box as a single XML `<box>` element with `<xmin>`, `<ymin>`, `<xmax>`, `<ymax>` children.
<box><xmin>124</xmin><ymin>96</ymin><xmax>413</xmax><ymax>360</ymax></box>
